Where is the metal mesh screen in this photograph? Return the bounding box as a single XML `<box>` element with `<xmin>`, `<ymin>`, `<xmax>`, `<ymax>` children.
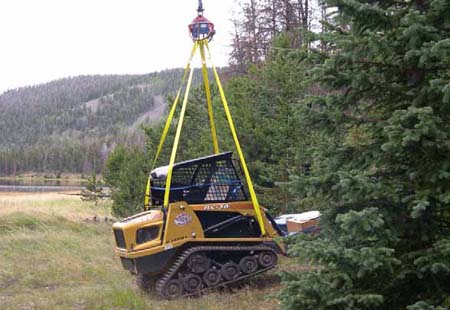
<box><xmin>204</xmin><ymin>160</ymin><xmax>245</xmax><ymax>201</ymax></box>
<box><xmin>151</xmin><ymin>155</ymin><xmax>247</xmax><ymax>205</ymax></box>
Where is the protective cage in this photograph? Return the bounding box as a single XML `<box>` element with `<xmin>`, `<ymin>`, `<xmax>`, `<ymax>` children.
<box><xmin>150</xmin><ymin>152</ymin><xmax>248</xmax><ymax>206</ymax></box>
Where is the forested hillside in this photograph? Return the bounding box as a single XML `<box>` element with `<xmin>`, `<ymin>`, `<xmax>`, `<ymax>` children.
<box><xmin>0</xmin><ymin>70</ymin><xmax>204</xmax><ymax>175</ymax></box>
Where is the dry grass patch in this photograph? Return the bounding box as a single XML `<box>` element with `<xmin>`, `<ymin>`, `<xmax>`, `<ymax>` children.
<box><xmin>0</xmin><ymin>192</ymin><xmax>111</xmax><ymax>221</ymax></box>
<box><xmin>0</xmin><ymin>193</ymin><xmax>283</xmax><ymax>310</ymax></box>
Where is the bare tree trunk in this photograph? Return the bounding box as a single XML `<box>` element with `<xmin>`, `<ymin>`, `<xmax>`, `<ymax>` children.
<box><xmin>249</xmin><ymin>0</ymin><xmax>260</xmax><ymax>63</ymax></box>
<box><xmin>271</xmin><ymin>0</ymin><xmax>278</xmax><ymax>37</ymax></box>
<box><xmin>320</xmin><ymin>1</ymin><xmax>327</xmax><ymax>51</ymax></box>
<box><xmin>304</xmin><ymin>0</ymin><xmax>309</xmax><ymax>29</ymax></box>
<box><xmin>281</xmin><ymin>0</ymin><xmax>294</xmax><ymax>32</ymax></box>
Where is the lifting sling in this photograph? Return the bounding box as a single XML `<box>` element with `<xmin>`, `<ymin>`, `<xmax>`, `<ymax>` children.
<box><xmin>143</xmin><ymin>5</ymin><xmax>267</xmax><ymax>236</ymax></box>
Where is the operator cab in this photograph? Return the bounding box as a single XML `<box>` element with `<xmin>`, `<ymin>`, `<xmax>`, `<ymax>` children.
<box><xmin>150</xmin><ymin>152</ymin><xmax>248</xmax><ymax>206</ymax></box>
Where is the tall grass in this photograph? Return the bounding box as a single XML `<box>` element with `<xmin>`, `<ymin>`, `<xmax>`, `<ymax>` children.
<box><xmin>0</xmin><ymin>193</ymin><xmax>281</xmax><ymax>310</ymax></box>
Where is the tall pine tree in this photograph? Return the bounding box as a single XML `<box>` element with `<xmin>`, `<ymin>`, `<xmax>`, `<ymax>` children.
<box><xmin>281</xmin><ymin>0</ymin><xmax>450</xmax><ymax>309</ymax></box>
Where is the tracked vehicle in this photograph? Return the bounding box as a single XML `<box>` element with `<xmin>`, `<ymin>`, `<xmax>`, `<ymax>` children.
<box><xmin>112</xmin><ymin>1</ymin><xmax>289</xmax><ymax>298</ymax></box>
<box><xmin>113</xmin><ymin>152</ymin><xmax>285</xmax><ymax>298</ymax></box>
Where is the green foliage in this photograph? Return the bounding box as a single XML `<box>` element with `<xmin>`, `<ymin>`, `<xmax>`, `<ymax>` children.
<box><xmin>279</xmin><ymin>0</ymin><xmax>450</xmax><ymax>309</ymax></box>
<box><xmin>222</xmin><ymin>43</ymin><xmax>312</xmax><ymax>214</ymax></box>
<box><xmin>103</xmin><ymin>146</ymin><xmax>148</xmax><ymax>218</ymax></box>
<box><xmin>281</xmin><ymin>208</ymin><xmax>400</xmax><ymax>309</ymax></box>
<box><xmin>0</xmin><ymin>69</ymin><xmax>196</xmax><ymax>176</ymax></box>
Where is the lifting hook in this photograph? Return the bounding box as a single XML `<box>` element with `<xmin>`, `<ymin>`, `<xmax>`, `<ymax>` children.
<box><xmin>197</xmin><ymin>0</ymin><xmax>204</xmax><ymax>15</ymax></box>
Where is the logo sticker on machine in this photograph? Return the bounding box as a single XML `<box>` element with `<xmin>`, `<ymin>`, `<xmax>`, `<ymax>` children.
<box><xmin>203</xmin><ymin>204</ymin><xmax>230</xmax><ymax>210</ymax></box>
<box><xmin>174</xmin><ymin>212</ymin><xmax>192</xmax><ymax>226</ymax></box>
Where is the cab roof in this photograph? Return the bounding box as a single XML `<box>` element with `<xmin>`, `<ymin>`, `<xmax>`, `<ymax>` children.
<box><xmin>151</xmin><ymin>152</ymin><xmax>233</xmax><ymax>179</ymax></box>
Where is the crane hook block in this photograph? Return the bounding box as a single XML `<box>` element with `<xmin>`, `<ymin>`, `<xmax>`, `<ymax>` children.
<box><xmin>188</xmin><ymin>3</ymin><xmax>215</xmax><ymax>41</ymax></box>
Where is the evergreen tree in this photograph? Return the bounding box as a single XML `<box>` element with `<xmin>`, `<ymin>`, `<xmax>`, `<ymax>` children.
<box><xmin>223</xmin><ymin>32</ymin><xmax>313</xmax><ymax>213</ymax></box>
<box><xmin>103</xmin><ymin>146</ymin><xmax>148</xmax><ymax>217</ymax></box>
<box><xmin>81</xmin><ymin>173</ymin><xmax>106</xmax><ymax>205</ymax></box>
<box><xmin>281</xmin><ymin>0</ymin><xmax>450</xmax><ymax>309</ymax></box>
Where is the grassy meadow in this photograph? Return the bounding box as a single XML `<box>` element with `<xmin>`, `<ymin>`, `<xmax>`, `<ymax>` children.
<box><xmin>0</xmin><ymin>192</ymin><xmax>285</xmax><ymax>310</ymax></box>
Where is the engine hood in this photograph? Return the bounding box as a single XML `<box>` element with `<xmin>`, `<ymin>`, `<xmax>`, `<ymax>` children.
<box><xmin>113</xmin><ymin>210</ymin><xmax>163</xmax><ymax>230</ymax></box>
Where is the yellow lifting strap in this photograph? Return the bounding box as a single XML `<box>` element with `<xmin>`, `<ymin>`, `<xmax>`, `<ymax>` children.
<box><xmin>204</xmin><ymin>41</ymin><xmax>267</xmax><ymax>236</ymax></box>
<box><xmin>163</xmin><ymin>67</ymin><xmax>196</xmax><ymax>207</ymax></box>
<box><xmin>144</xmin><ymin>39</ymin><xmax>267</xmax><ymax>237</ymax></box>
<box><xmin>199</xmin><ymin>40</ymin><xmax>220</xmax><ymax>154</ymax></box>
<box><xmin>144</xmin><ymin>43</ymin><xmax>198</xmax><ymax>209</ymax></box>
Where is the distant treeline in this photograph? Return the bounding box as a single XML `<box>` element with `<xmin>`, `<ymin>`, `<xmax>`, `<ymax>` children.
<box><xmin>0</xmin><ymin>69</ymin><xmax>206</xmax><ymax>176</ymax></box>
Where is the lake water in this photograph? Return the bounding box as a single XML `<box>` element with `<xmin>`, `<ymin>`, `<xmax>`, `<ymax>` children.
<box><xmin>0</xmin><ymin>179</ymin><xmax>87</xmax><ymax>192</ymax></box>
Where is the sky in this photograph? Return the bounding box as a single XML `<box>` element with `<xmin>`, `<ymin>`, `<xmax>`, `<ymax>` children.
<box><xmin>0</xmin><ymin>0</ymin><xmax>237</xmax><ymax>93</ymax></box>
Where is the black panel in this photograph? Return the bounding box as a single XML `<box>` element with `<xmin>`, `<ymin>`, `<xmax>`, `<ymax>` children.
<box><xmin>195</xmin><ymin>211</ymin><xmax>261</xmax><ymax>238</ymax></box>
<box><xmin>114</xmin><ymin>229</ymin><xmax>126</xmax><ymax>248</ymax></box>
<box><xmin>134</xmin><ymin>247</ymin><xmax>177</xmax><ymax>274</ymax></box>
<box><xmin>262</xmin><ymin>241</ymin><xmax>285</xmax><ymax>254</ymax></box>
<box><xmin>120</xmin><ymin>258</ymin><xmax>135</xmax><ymax>272</ymax></box>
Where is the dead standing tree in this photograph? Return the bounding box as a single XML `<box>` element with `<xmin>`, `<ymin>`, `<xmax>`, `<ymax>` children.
<box><xmin>230</xmin><ymin>0</ymin><xmax>316</xmax><ymax>72</ymax></box>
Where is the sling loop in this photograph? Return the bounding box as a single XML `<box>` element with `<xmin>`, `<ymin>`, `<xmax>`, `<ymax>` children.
<box><xmin>163</xmin><ymin>67</ymin><xmax>195</xmax><ymax>207</ymax></box>
<box><xmin>199</xmin><ymin>40</ymin><xmax>220</xmax><ymax>154</ymax></box>
<box><xmin>204</xmin><ymin>41</ymin><xmax>266</xmax><ymax>236</ymax></box>
<box><xmin>143</xmin><ymin>39</ymin><xmax>267</xmax><ymax>236</ymax></box>
<box><xmin>144</xmin><ymin>43</ymin><xmax>198</xmax><ymax>209</ymax></box>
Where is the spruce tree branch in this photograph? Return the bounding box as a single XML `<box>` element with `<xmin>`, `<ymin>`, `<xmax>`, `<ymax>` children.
<box><xmin>355</xmin><ymin>59</ymin><xmax>449</xmax><ymax>71</ymax></box>
<box><xmin>336</xmin><ymin>199</ymin><xmax>394</xmax><ymax>210</ymax></box>
<box><xmin>354</xmin><ymin>59</ymin><xmax>400</xmax><ymax>69</ymax></box>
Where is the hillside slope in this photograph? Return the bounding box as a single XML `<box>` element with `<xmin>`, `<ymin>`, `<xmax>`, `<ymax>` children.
<box><xmin>0</xmin><ymin>69</ymin><xmax>202</xmax><ymax>175</ymax></box>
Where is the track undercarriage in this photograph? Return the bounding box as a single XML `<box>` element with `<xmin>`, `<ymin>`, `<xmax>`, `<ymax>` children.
<box><xmin>138</xmin><ymin>245</ymin><xmax>278</xmax><ymax>298</ymax></box>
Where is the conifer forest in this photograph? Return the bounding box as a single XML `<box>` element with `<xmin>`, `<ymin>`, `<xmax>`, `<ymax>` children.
<box><xmin>1</xmin><ymin>0</ymin><xmax>450</xmax><ymax>309</ymax></box>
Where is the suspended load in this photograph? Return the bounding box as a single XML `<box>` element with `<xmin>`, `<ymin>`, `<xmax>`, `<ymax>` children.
<box><xmin>111</xmin><ymin>0</ymin><xmax>319</xmax><ymax>298</ymax></box>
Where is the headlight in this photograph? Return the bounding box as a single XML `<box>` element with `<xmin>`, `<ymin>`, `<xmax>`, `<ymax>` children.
<box><xmin>136</xmin><ymin>226</ymin><xmax>160</xmax><ymax>244</ymax></box>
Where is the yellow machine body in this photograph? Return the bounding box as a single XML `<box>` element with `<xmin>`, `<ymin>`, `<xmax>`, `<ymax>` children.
<box><xmin>113</xmin><ymin>200</ymin><xmax>284</xmax><ymax>276</ymax></box>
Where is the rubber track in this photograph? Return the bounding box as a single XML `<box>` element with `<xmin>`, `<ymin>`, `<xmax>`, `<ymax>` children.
<box><xmin>155</xmin><ymin>245</ymin><xmax>277</xmax><ymax>298</ymax></box>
